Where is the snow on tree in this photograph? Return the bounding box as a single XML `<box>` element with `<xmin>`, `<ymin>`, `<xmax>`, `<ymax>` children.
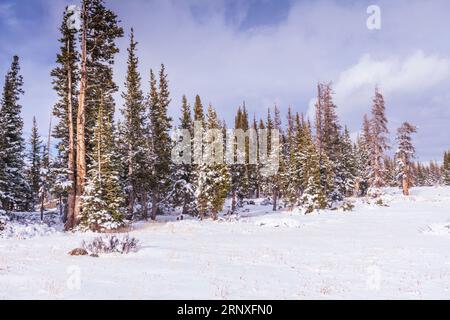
<box><xmin>368</xmin><ymin>87</ymin><xmax>389</xmax><ymax>197</ymax></box>
<box><xmin>314</xmin><ymin>83</ymin><xmax>344</xmax><ymax>204</ymax></box>
<box><xmin>51</xmin><ymin>6</ymin><xmax>79</xmax><ymax>228</ymax></box>
<box><xmin>395</xmin><ymin>122</ymin><xmax>417</xmax><ymax>195</ymax></box>
<box><xmin>27</xmin><ymin>117</ymin><xmax>42</xmax><ymax>210</ymax></box>
<box><xmin>0</xmin><ymin>55</ymin><xmax>30</xmax><ymax>212</ymax></box>
<box><xmin>74</xmin><ymin>0</ymin><xmax>124</xmax><ymax>227</ymax></box>
<box><xmin>121</xmin><ymin>28</ymin><xmax>149</xmax><ymax>219</ymax></box>
<box><xmin>339</xmin><ymin>127</ymin><xmax>357</xmax><ymax>196</ymax></box>
<box><xmin>80</xmin><ymin>95</ymin><xmax>124</xmax><ymax>231</ymax></box>
<box><xmin>195</xmin><ymin>105</ymin><xmax>230</xmax><ymax>220</ymax></box>
<box><xmin>443</xmin><ymin>151</ymin><xmax>450</xmax><ymax>186</ymax></box>
<box><xmin>229</xmin><ymin>105</ymin><xmax>249</xmax><ymax>212</ymax></box>
<box><xmin>148</xmin><ymin>66</ymin><xmax>173</xmax><ymax>220</ymax></box>
<box><xmin>300</xmin><ymin>121</ymin><xmax>327</xmax><ymax>213</ymax></box>
<box><xmin>172</xmin><ymin>95</ymin><xmax>196</xmax><ymax>216</ymax></box>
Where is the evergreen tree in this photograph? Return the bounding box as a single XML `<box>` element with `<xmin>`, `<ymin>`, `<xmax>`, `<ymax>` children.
<box><xmin>282</xmin><ymin>109</ymin><xmax>302</xmax><ymax>210</ymax></box>
<box><xmin>51</xmin><ymin>6</ymin><xmax>79</xmax><ymax>227</ymax></box>
<box><xmin>28</xmin><ymin>117</ymin><xmax>42</xmax><ymax>209</ymax></box>
<box><xmin>148</xmin><ymin>65</ymin><xmax>173</xmax><ymax>220</ymax></box>
<box><xmin>39</xmin><ymin>122</ymin><xmax>53</xmax><ymax>221</ymax></box>
<box><xmin>300</xmin><ymin>122</ymin><xmax>327</xmax><ymax>213</ymax></box>
<box><xmin>395</xmin><ymin>122</ymin><xmax>417</xmax><ymax>195</ymax></box>
<box><xmin>195</xmin><ymin>105</ymin><xmax>230</xmax><ymax>220</ymax></box>
<box><xmin>339</xmin><ymin>127</ymin><xmax>356</xmax><ymax>196</ymax></box>
<box><xmin>0</xmin><ymin>56</ymin><xmax>29</xmax><ymax>212</ymax></box>
<box><xmin>229</xmin><ymin>106</ymin><xmax>249</xmax><ymax>212</ymax></box>
<box><xmin>443</xmin><ymin>152</ymin><xmax>450</xmax><ymax>186</ymax></box>
<box><xmin>354</xmin><ymin>115</ymin><xmax>371</xmax><ymax>196</ymax></box>
<box><xmin>74</xmin><ymin>0</ymin><xmax>123</xmax><ymax>226</ymax></box>
<box><xmin>383</xmin><ymin>156</ymin><xmax>397</xmax><ymax>187</ymax></box>
<box><xmin>173</xmin><ymin>95</ymin><xmax>196</xmax><ymax>215</ymax></box>
<box><xmin>121</xmin><ymin>28</ymin><xmax>148</xmax><ymax>219</ymax></box>
<box><xmin>368</xmin><ymin>87</ymin><xmax>389</xmax><ymax>196</ymax></box>
<box><xmin>314</xmin><ymin>83</ymin><xmax>341</xmax><ymax>204</ymax></box>
<box><xmin>80</xmin><ymin>95</ymin><xmax>124</xmax><ymax>231</ymax></box>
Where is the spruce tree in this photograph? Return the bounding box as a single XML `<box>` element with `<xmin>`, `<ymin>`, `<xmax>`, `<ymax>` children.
<box><xmin>75</xmin><ymin>0</ymin><xmax>123</xmax><ymax>225</ymax></box>
<box><xmin>368</xmin><ymin>87</ymin><xmax>389</xmax><ymax>196</ymax></box>
<box><xmin>148</xmin><ymin>65</ymin><xmax>173</xmax><ymax>220</ymax></box>
<box><xmin>121</xmin><ymin>28</ymin><xmax>148</xmax><ymax>219</ymax></box>
<box><xmin>28</xmin><ymin>117</ymin><xmax>42</xmax><ymax>209</ymax></box>
<box><xmin>354</xmin><ymin>115</ymin><xmax>371</xmax><ymax>196</ymax></box>
<box><xmin>0</xmin><ymin>55</ymin><xmax>29</xmax><ymax>212</ymax></box>
<box><xmin>173</xmin><ymin>95</ymin><xmax>196</xmax><ymax>215</ymax></box>
<box><xmin>333</xmin><ymin>127</ymin><xmax>355</xmax><ymax>197</ymax></box>
<box><xmin>443</xmin><ymin>152</ymin><xmax>450</xmax><ymax>186</ymax></box>
<box><xmin>195</xmin><ymin>105</ymin><xmax>230</xmax><ymax>220</ymax></box>
<box><xmin>51</xmin><ymin>6</ymin><xmax>79</xmax><ymax>229</ymax></box>
<box><xmin>282</xmin><ymin>109</ymin><xmax>302</xmax><ymax>210</ymax></box>
<box><xmin>395</xmin><ymin>122</ymin><xmax>417</xmax><ymax>195</ymax></box>
<box><xmin>300</xmin><ymin>121</ymin><xmax>327</xmax><ymax>213</ymax></box>
<box><xmin>229</xmin><ymin>106</ymin><xmax>249</xmax><ymax>212</ymax></box>
<box><xmin>80</xmin><ymin>94</ymin><xmax>124</xmax><ymax>231</ymax></box>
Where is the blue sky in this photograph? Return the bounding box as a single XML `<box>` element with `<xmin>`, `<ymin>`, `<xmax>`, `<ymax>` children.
<box><xmin>0</xmin><ymin>0</ymin><xmax>449</xmax><ymax>162</ymax></box>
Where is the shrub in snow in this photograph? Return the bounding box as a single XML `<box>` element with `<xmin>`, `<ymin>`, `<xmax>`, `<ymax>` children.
<box><xmin>341</xmin><ymin>201</ymin><xmax>355</xmax><ymax>212</ymax></box>
<box><xmin>81</xmin><ymin>234</ymin><xmax>139</xmax><ymax>255</ymax></box>
<box><xmin>0</xmin><ymin>211</ymin><xmax>7</xmax><ymax>231</ymax></box>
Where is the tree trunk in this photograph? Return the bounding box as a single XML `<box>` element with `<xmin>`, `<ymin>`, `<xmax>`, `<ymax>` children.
<box><xmin>127</xmin><ymin>143</ymin><xmax>135</xmax><ymax>218</ymax></box>
<box><xmin>151</xmin><ymin>192</ymin><xmax>158</xmax><ymax>221</ymax></box>
<box><xmin>66</xmin><ymin>37</ymin><xmax>77</xmax><ymax>231</ymax></box>
<box><xmin>272</xmin><ymin>187</ymin><xmax>278</xmax><ymax>211</ymax></box>
<box><xmin>141</xmin><ymin>192</ymin><xmax>148</xmax><ymax>220</ymax></box>
<box><xmin>231</xmin><ymin>189</ymin><xmax>236</xmax><ymax>213</ymax></box>
<box><xmin>402</xmin><ymin>163</ymin><xmax>410</xmax><ymax>196</ymax></box>
<box><xmin>74</xmin><ymin>2</ymin><xmax>87</xmax><ymax>226</ymax></box>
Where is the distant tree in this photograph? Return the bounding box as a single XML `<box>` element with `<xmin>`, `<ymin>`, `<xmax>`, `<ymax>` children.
<box><xmin>443</xmin><ymin>151</ymin><xmax>450</xmax><ymax>186</ymax></box>
<box><xmin>395</xmin><ymin>122</ymin><xmax>417</xmax><ymax>195</ymax></box>
<box><xmin>28</xmin><ymin>117</ymin><xmax>42</xmax><ymax>209</ymax></box>
<box><xmin>368</xmin><ymin>87</ymin><xmax>389</xmax><ymax>196</ymax></box>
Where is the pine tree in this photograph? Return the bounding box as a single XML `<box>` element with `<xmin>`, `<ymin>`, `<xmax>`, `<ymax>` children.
<box><xmin>368</xmin><ymin>87</ymin><xmax>389</xmax><ymax>196</ymax></box>
<box><xmin>314</xmin><ymin>83</ymin><xmax>343</xmax><ymax>204</ymax></box>
<box><xmin>51</xmin><ymin>7</ymin><xmax>79</xmax><ymax>228</ymax></box>
<box><xmin>282</xmin><ymin>109</ymin><xmax>302</xmax><ymax>210</ymax></box>
<box><xmin>300</xmin><ymin>122</ymin><xmax>327</xmax><ymax>213</ymax></box>
<box><xmin>395</xmin><ymin>122</ymin><xmax>417</xmax><ymax>195</ymax></box>
<box><xmin>75</xmin><ymin>0</ymin><xmax>123</xmax><ymax>226</ymax></box>
<box><xmin>39</xmin><ymin>120</ymin><xmax>53</xmax><ymax>221</ymax></box>
<box><xmin>195</xmin><ymin>105</ymin><xmax>230</xmax><ymax>220</ymax></box>
<box><xmin>339</xmin><ymin>127</ymin><xmax>356</xmax><ymax>196</ymax></box>
<box><xmin>121</xmin><ymin>28</ymin><xmax>148</xmax><ymax>219</ymax></box>
<box><xmin>0</xmin><ymin>55</ymin><xmax>29</xmax><ymax>212</ymax></box>
<box><xmin>28</xmin><ymin>117</ymin><xmax>42</xmax><ymax>209</ymax></box>
<box><xmin>383</xmin><ymin>156</ymin><xmax>397</xmax><ymax>187</ymax></box>
<box><xmin>354</xmin><ymin>115</ymin><xmax>371</xmax><ymax>196</ymax></box>
<box><xmin>148</xmin><ymin>65</ymin><xmax>173</xmax><ymax>220</ymax></box>
<box><xmin>229</xmin><ymin>106</ymin><xmax>249</xmax><ymax>212</ymax></box>
<box><xmin>80</xmin><ymin>94</ymin><xmax>124</xmax><ymax>231</ymax></box>
<box><xmin>443</xmin><ymin>152</ymin><xmax>450</xmax><ymax>186</ymax></box>
<box><xmin>173</xmin><ymin>95</ymin><xmax>196</xmax><ymax>215</ymax></box>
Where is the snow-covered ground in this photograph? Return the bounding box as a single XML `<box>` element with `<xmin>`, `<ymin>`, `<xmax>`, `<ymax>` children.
<box><xmin>1</xmin><ymin>186</ymin><xmax>450</xmax><ymax>300</ymax></box>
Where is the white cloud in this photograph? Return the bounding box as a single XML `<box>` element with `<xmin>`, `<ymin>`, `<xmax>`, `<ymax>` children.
<box><xmin>307</xmin><ymin>51</ymin><xmax>450</xmax><ymax>118</ymax></box>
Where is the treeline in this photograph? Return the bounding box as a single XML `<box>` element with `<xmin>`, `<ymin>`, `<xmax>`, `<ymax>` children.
<box><xmin>1</xmin><ymin>0</ymin><xmax>449</xmax><ymax>232</ymax></box>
